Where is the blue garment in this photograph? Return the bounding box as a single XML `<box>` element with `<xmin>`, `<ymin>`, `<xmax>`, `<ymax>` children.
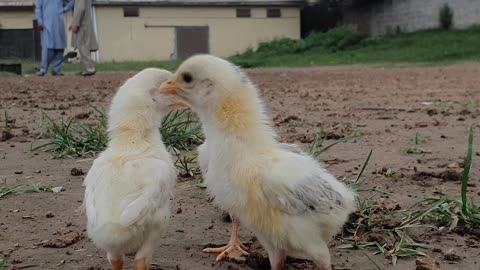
<box><xmin>40</xmin><ymin>49</ymin><xmax>64</xmax><ymax>74</ymax></box>
<box><xmin>35</xmin><ymin>0</ymin><xmax>74</xmax><ymax>73</ymax></box>
<box><xmin>35</xmin><ymin>0</ymin><xmax>74</xmax><ymax>49</ymax></box>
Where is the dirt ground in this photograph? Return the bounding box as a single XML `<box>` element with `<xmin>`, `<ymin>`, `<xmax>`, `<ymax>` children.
<box><xmin>0</xmin><ymin>64</ymin><xmax>479</xmax><ymax>270</ymax></box>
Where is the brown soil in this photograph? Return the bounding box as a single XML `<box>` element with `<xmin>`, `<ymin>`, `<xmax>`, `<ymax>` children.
<box><xmin>1</xmin><ymin>64</ymin><xmax>479</xmax><ymax>270</ymax></box>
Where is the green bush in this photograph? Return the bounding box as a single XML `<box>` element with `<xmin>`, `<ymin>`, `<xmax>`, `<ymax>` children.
<box><xmin>256</xmin><ymin>38</ymin><xmax>307</xmax><ymax>55</ymax></box>
<box><xmin>236</xmin><ymin>26</ymin><xmax>365</xmax><ymax>58</ymax></box>
<box><xmin>318</xmin><ymin>26</ymin><xmax>365</xmax><ymax>51</ymax></box>
<box><xmin>229</xmin><ymin>27</ymin><xmax>480</xmax><ymax>68</ymax></box>
<box><xmin>439</xmin><ymin>4</ymin><xmax>454</xmax><ymax>30</ymax></box>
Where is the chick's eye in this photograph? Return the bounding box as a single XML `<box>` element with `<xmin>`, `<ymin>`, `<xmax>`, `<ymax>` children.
<box><xmin>182</xmin><ymin>72</ymin><xmax>193</xmax><ymax>83</ymax></box>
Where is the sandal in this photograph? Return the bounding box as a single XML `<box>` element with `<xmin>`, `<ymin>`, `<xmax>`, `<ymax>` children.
<box><xmin>79</xmin><ymin>70</ymin><xmax>96</xmax><ymax>76</ymax></box>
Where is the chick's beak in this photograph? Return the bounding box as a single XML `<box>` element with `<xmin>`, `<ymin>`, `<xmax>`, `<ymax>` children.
<box><xmin>170</xmin><ymin>98</ymin><xmax>189</xmax><ymax>108</ymax></box>
<box><xmin>160</xmin><ymin>79</ymin><xmax>181</xmax><ymax>96</ymax></box>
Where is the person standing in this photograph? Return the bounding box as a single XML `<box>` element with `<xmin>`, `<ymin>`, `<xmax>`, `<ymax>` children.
<box><xmin>70</xmin><ymin>0</ymin><xmax>98</xmax><ymax>76</ymax></box>
<box><xmin>35</xmin><ymin>0</ymin><xmax>74</xmax><ymax>76</ymax></box>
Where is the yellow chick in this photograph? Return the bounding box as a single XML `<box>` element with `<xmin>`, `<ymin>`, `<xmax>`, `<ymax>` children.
<box><xmin>83</xmin><ymin>68</ymin><xmax>187</xmax><ymax>270</ymax></box>
<box><xmin>160</xmin><ymin>55</ymin><xmax>356</xmax><ymax>270</ymax></box>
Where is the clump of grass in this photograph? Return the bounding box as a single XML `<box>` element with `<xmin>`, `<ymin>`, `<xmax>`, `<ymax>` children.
<box><xmin>411</xmin><ymin>132</ymin><xmax>427</xmax><ymax>145</ymax></box>
<box><xmin>26</xmin><ymin>183</ymin><xmax>54</xmax><ymax>193</ymax></box>
<box><xmin>386</xmin><ymin>229</ymin><xmax>428</xmax><ymax>265</ymax></box>
<box><xmin>0</xmin><ymin>257</ymin><xmax>7</xmax><ymax>270</ymax></box>
<box><xmin>32</xmin><ymin>106</ymin><xmax>108</xmax><ymax>158</ymax></box>
<box><xmin>401</xmin><ymin>132</ymin><xmax>427</xmax><ymax>154</ymax></box>
<box><xmin>342</xmin><ymin>149</ymin><xmax>432</xmax><ymax>265</ymax></box>
<box><xmin>0</xmin><ymin>181</ymin><xmax>62</xmax><ymax>198</ymax></box>
<box><xmin>343</xmin><ymin>127</ymin><xmax>478</xmax><ymax>266</ymax></box>
<box><xmin>401</xmin><ymin>128</ymin><xmax>478</xmax><ymax>227</ymax></box>
<box><xmin>33</xmin><ymin>107</ymin><xmax>204</xmax><ymax>158</ymax></box>
<box><xmin>171</xmin><ymin>148</ymin><xmax>199</xmax><ymax>178</ymax></box>
<box><xmin>161</xmin><ymin>109</ymin><xmax>203</xmax><ymax>151</ymax></box>
<box><xmin>0</xmin><ymin>179</ymin><xmax>24</xmax><ymax>199</ymax></box>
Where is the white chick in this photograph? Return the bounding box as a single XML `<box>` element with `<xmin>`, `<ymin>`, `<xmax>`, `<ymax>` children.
<box><xmin>160</xmin><ymin>55</ymin><xmax>356</xmax><ymax>270</ymax></box>
<box><xmin>83</xmin><ymin>68</ymin><xmax>186</xmax><ymax>270</ymax></box>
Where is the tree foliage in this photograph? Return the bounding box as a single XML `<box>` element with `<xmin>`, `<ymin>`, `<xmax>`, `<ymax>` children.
<box><xmin>439</xmin><ymin>4</ymin><xmax>454</xmax><ymax>30</ymax></box>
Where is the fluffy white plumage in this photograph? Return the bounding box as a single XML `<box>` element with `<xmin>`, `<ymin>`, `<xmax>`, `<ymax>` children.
<box><xmin>83</xmin><ymin>68</ymin><xmax>179</xmax><ymax>270</ymax></box>
<box><xmin>160</xmin><ymin>55</ymin><xmax>356</xmax><ymax>270</ymax></box>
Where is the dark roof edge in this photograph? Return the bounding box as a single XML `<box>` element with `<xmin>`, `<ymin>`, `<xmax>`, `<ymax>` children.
<box><xmin>94</xmin><ymin>1</ymin><xmax>306</xmax><ymax>7</ymax></box>
<box><xmin>0</xmin><ymin>5</ymin><xmax>35</xmax><ymax>9</ymax></box>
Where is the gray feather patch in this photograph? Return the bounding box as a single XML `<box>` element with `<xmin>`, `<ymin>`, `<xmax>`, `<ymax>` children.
<box><xmin>264</xmin><ymin>174</ymin><xmax>345</xmax><ymax>215</ymax></box>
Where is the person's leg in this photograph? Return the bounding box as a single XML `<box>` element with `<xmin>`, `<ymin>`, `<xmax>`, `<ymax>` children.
<box><xmin>45</xmin><ymin>49</ymin><xmax>56</xmax><ymax>74</ymax></box>
<box><xmin>51</xmin><ymin>49</ymin><xmax>65</xmax><ymax>75</ymax></box>
<box><xmin>37</xmin><ymin>36</ymin><xmax>48</xmax><ymax>76</ymax></box>
<box><xmin>78</xmin><ymin>45</ymin><xmax>96</xmax><ymax>74</ymax></box>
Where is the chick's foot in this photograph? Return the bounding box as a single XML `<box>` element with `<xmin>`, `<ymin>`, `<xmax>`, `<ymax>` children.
<box><xmin>203</xmin><ymin>218</ymin><xmax>249</xmax><ymax>261</ymax></box>
<box><xmin>134</xmin><ymin>257</ymin><xmax>148</xmax><ymax>270</ymax></box>
<box><xmin>203</xmin><ymin>238</ymin><xmax>249</xmax><ymax>261</ymax></box>
<box><xmin>110</xmin><ymin>257</ymin><xmax>124</xmax><ymax>270</ymax></box>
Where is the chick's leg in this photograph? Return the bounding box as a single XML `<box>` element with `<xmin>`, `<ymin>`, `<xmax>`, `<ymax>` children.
<box><xmin>107</xmin><ymin>253</ymin><xmax>124</xmax><ymax>270</ymax></box>
<box><xmin>312</xmin><ymin>243</ymin><xmax>332</xmax><ymax>270</ymax></box>
<box><xmin>202</xmin><ymin>216</ymin><xmax>249</xmax><ymax>261</ymax></box>
<box><xmin>314</xmin><ymin>259</ymin><xmax>332</xmax><ymax>270</ymax></box>
<box><xmin>134</xmin><ymin>232</ymin><xmax>159</xmax><ymax>270</ymax></box>
<box><xmin>268</xmin><ymin>250</ymin><xmax>286</xmax><ymax>270</ymax></box>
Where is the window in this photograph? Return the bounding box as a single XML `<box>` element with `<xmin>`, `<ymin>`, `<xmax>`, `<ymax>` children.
<box><xmin>123</xmin><ymin>7</ymin><xmax>139</xmax><ymax>17</ymax></box>
<box><xmin>266</xmin><ymin>8</ymin><xmax>281</xmax><ymax>18</ymax></box>
<box><xmin>236</xmin><ymin>8</ymin><xmax>251</xmax><ymax>18</ymax></box>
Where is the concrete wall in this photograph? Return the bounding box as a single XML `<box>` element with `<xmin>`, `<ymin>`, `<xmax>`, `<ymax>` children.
<box><xmin>0</xmin><ymin>9</ymin><xmax>73</xmax><ymax>42</ymax></box>
<box><xmin>344</xmin><ymin>0</ymin><xmax>480</xmax><ymax>35</ymax></box>
<box><xmin>0</xmin><ymin>6</ymin><xmax>300</xmax><ymax>62</ymax></box>
<box><xmin>95</xmin><ymin>6</ymin><xmax>301</xmax><ymax>62</ymax></box>
<box><xmin>0</xmin><ymin>10</ymin><xmax>35</xmax><ymax>29</ymax></box>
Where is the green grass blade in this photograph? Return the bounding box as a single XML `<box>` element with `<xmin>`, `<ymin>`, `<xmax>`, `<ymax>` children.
<box><xmin>3</xmin><ymin>110</ymin><xmax>9</xmax><ymax>129</ymax></box>
<box><xmin>316</xmin><ymin>134</ymin><xmax>363</xmax><ymax>156</ymax></box>
<box><xmin>308</xmin><ymin>128</ymin><xmax>325</xmax><ymax>156</ymax></box>
<box><xmin>355</xmin><ymin>149</ymin><xmax>373</xmax><ymax>184</ymax></box>
<box><xmin>363</xmin><ymin>252</ymin><xmax>385</xmax><ymax>270</ymax></box>
<box><xmin>0</xmin><ymin>184</ymin><xmax>24</xmax><ymax>198</ymax></box>
<box><xmin>461</xmin><ymin>127</ymin><xmax>474</xmax><ymax>214</ymax></box>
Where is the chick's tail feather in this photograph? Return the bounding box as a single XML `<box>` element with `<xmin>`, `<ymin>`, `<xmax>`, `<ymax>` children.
<box><xmin>89</xmin><ymin>223</ymin><xmax>137</xmax><ymax>252</ymax></box>
<box><xmin>327</xmin><ymin>187</ymin><xmax>357</xmax><ymax>232</ymax></box>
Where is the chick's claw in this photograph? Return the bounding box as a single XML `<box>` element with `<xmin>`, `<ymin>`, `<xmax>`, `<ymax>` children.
<box><xmin>203</xmin><ymin>240</ymin><xmax>249</xmax><ymax>262</ymax></box>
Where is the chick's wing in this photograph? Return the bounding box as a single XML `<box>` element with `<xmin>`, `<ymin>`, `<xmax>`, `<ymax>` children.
<box><xmin>260</xmin><ymin>153</ymin><xmax>346</xmax><ymax>215</ymax></box>
<box><xmin>83</xmin><ymin>159</ymin><xmax>109</xmax><ymax>226</ymax></box>
<box><xmin>119</xmin><ymin>158</ymin><xmax>175</xmax><ymax>226</ymax></box>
